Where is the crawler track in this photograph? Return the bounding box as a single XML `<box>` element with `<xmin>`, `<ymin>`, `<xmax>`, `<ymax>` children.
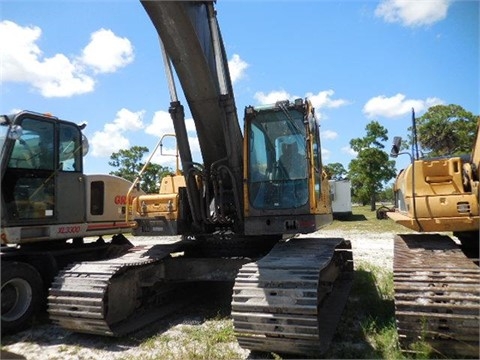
<box><xmin>393</xmin><ymin>234</ymin><xmax>480</xmax><ymax>357</ymax></box>
<box><xmin>231</xmin><ymin>237</ymin><xmax>353</xmax><ymax>356</ymax></box>
<box><xmin>48</xmin><ymin>241</ymin><xmax>189</xmax><ymax>336</ymax></box>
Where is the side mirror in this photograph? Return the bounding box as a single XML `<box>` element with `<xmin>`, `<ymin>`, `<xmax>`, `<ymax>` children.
<box><xmin>81</xmin><ymin>134</ymin><xmax>89</xmax><ymax>156</ymax></box>
<box><xmin>390</xmin><ymin>136</ymin><xmax>402</xmax><ymax>158</ymax></box>
<box><xmin>8</xmin><ymin>125</ymin><xmax>23</xmax><ymax>140</ymax></box>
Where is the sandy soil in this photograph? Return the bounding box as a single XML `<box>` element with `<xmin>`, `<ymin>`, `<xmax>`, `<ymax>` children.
<box><xmin>1</xmin><ymin>230</ymin><xmax>394</xmax><ymax>360</ymax></box>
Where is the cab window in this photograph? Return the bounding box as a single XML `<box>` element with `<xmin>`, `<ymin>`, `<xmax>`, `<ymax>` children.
<box><xmin>3</xmin><ymin>117</ymin><xmax>55</xmax><ymax>220</ymax></box>
<box><xmin>59</xmin><ymin>123</ymin><xmax>82</xmax><ymax>172</ymax></box>
<box><xmin>8</xmin><ymin>118</ymin><xmax>54</xmax><ymax>170</ymax></box>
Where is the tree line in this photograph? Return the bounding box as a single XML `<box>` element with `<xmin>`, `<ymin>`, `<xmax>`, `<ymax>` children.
<box><xmin>109</xmin><ymin>146</ymin><xmax>173</xmax><ymax>193</ymax></box>
<box><xmin>325</xmin><ymin>104</ymin><xmax>478</xmax><ymax>210</ymax></box>
<box><xmin>109</xmin><ymin>104</ymin><xmax>478</xmax><ymax>210</ymax></box>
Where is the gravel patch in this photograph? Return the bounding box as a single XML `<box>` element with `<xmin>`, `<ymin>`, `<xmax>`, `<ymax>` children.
<box><xmin>1</xmin><ymin>230</ymin><xmax>395</xmax><ymax>360</ymax></box>
<box><xmin>319</xmin><ymin>230</ymin><xmax>394</xmax><ymax>270</ymax></box>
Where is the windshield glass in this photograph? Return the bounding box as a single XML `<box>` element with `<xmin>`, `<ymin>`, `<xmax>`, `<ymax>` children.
<box><xmin>248</xmin><ymin>107</ymin><xmax>308</xmax><ymax>209</ymax></box>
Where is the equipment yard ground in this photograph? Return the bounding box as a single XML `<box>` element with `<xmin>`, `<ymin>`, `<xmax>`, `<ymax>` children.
<box><xmin>1</xmin><ymin>228</ymin><xmax>402</xmax><ymax>360</ymax></box>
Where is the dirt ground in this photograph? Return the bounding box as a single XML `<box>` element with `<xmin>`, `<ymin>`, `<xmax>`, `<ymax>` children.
<box><xmin>1</xmin><ymin>230</ymin><xmax>394</xmax><ymax>360</ymax></box>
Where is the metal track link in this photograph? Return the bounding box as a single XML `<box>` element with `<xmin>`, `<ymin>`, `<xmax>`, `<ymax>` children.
<box><xmin>393</xmin><ymin>234</ymin><xmax>480</xmax><ymax>357</ymax></box>
<box><xmin>231</xmin><ymin>237</ymin><xmax>353</xmax><ymax>357</ymax></box>
<box><xmin>48</xmin><ymin>241</ymin><xmax>188</xmax><ymax>336</ymax></box>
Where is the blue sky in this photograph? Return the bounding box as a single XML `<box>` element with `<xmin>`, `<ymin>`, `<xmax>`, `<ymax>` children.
<box><xmin>1</xmin><ymin>0</ymin><xmax>478</xmax><ymax>176</ymax></box>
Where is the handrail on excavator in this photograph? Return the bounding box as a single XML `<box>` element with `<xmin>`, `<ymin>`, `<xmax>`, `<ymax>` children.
<box><xmin>125</xmin><ymin>133</ymin><xmax>181</xmax><ymax>225</ymax></box>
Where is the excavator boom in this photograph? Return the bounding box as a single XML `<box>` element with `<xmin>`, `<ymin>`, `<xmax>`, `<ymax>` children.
<box><xmin>141</xmin><ymin>1</ymin><xmax>243</xmax><ymax>168</ymax></box>
<box><xmin>141</xmin><ymin>1</ymin><xmax>244</xmax><ymax>232</ymax></box>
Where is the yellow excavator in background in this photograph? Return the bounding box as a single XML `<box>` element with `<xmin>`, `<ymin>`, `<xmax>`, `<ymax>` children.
<box><xmin>388</xmin><ymin>114</ymin><xmax>479</xmax><ymax>356</ymax></box>
<box><xmin>127</xmin><ymin>133</ymin><xmax>187</xmax><ymax>236</ymax></box>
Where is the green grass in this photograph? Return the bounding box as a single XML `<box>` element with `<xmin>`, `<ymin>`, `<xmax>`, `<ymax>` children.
<box><xmin>324</xmin><ymin>205</ymin><xmax>462</xmax><ymax>359</ymax></box>
<box><xmin>326</xmin><ymin>259</ymin><xmax>444</xmax><ymax>360</ymax></box>
<box><xmin>356</xmin><ymin>262</ymin><xmax>401</xmax><ymax>360</ymax></box>
<box><xmin>325</xmin><ymin>259</ymin><xmax>401</xmax><ymax>359</ymax></box>
<box><xmin>124</xmin><ymin>318</ymin><xmax>238</xmax><ymax>360</ymax></box>
<box><xmin>325</xmin><ymin>204</ymin><xmax>414</xmax><ymax>233</ymax></box>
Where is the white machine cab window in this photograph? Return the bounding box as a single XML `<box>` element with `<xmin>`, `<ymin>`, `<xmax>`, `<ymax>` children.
<box><xmin>8</xmin><ymin>118</ymin><xmax>54</xmax><ymax>170</ymax></box>
<box><xmin>4</xmin><ymin>117</ymin><xmax>56</xmax><ymax>220</ymax></box>
<box><xmin>59</xmin><ymin>123</ymin><xmax>82</xmax><ymax>172</ymax></box>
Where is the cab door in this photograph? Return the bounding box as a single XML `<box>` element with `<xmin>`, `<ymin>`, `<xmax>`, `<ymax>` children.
<box><xmin>55</xmin><ymin>122</ymin><xmax>86</xmax><ymax>224</ymax></box>
<box><xmin>1</xmin><ymin>115</ymin><xmax>85</xmax><ymax>226</ymax></box>
<box><xmin>2</xmin><ymin>116</ymin><xmax>57</xmax><ymax>225</ymax></box>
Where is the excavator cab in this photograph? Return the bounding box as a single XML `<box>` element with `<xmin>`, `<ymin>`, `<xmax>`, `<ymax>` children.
<box><xmin>130</xmin><ymin>98</ymin><xmax>333</xmax><ymax>238</ymax></box>
<box><xmin>1</xmin><ymin>111</ymin><xmax>86</xmax><ymax>230</ymax></box>
<box><xmin>243</xmin><ymin>99</ymin><xmax>332</xmax><ymax>235</ymax></box>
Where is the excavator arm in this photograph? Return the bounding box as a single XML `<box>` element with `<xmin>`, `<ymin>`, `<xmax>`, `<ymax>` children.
<box><xmin>141</xmin><ymin>1</ymin><xmax>243</xmax><ymax>166</ymax></box>
<box><xmin>141</xmin><ymin>1</ymin><xmax>244</xmax><ymax>232</ymax></box>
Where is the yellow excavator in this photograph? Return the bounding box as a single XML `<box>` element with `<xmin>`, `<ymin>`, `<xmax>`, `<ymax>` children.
<box><xmin>388</xmin><ymin>115</ymin><xmax>479</xmax><ymax>356</ymax></box>
<box><xmin>43</xmin><ymin>1</ymin><xmax>353</xmax><ymax>357</ymax></box>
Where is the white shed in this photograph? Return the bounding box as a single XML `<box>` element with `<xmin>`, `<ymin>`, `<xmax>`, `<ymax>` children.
<box><xmin>328</xmin><ymin>179</ymin><xmax>352</xmax><ymax>219</ymax></box>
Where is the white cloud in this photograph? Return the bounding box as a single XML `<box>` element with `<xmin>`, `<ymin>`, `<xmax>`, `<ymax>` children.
<box><xmin>253</xmin><ymin>89</ymin><xmax>349</xmax><ymax>114</ymax></box>
<box><xmin>90</xmin><ymin>130</ymin><xmax>130</xmax><ymax>159</ymax></box>
<box><xmin>0</xmin><ymin>20</ymin><xmax>94</xmax><ymax>97</ymax></box>
<box><xmin>144</xmin><ymin>111</ymin><xmax>201</xmax><ymax>166</ymax></box>
<box><xmin>145</xmin><ymin>110</ymin><xmax>175</xmax><ymax>137</ymax></box>
<box><xmin>185</xmin><ymin>118</ymin><xmax>196</xmax><ymax>133</ymax></box>
<box><xmin>305</xmin><ymin>90</ymin><xmax>349</xmax><ymax>110</ymax></box>
<box><xmin>0</xmin><ymin>20</ymin><xmax>134</xmax><ymax>98</ymax></box>
<box><xmin>112</xmin><ymin>108</ymin><xmax>144</xmax><ymax>131</ymax></box>
<box><xmin>145</xmin><ymin>110</ymin><xmax>197</xmax><ymax>137</ymax></box>
<box><xmin>363</xmin><ymin>93</ymin><xmax>444</xmax><ymax>118</ymax></box>
<box><xmin>342</xmin><ymin>146</ymin><xmax>358</xmax><ymax>157</ymax></box>
<box><xmin>150</xmin><ymin>153</ymin><xmax>178</xmax><ymax>170</ymax></box>
<box><xmin>187</xmin><ymin>135</ymin><xmax>201</xmax><ymax>156</ymax></box>
<box><xmin>228</xmin><ymin>54</ymin><xmax>248</xmax><ymax>84</ymax></box>
<box><xmin>0</xmin><ymin>20</ymin><xmax>42</xmax><ymax>82</ymax></box>
<box><xmin>321</xmin><ymin>148</ymin><xmax>331</xmax><ymax>161</ymax></box>
<box><xmin>321</xmin><ymin>130</ymin><xmax>338</xmax><ymax>140</ymax></box>
<box><xmin>375</xmin><ymin>0</ymin><xmax>451</xmax><ymax>27</ymax></box>
<box><xmin>90</xmin><ymin>108</ymin><xmax>145</xmax><ymax>157</ymax></box>
<box><xmin>254</xmin><ymin>89</ymin><xmax>294</xmax><ymax>105</ymax></box>
<box><xmin>80</xmin><ymin>28</ymin><xmax>134</xmax><ymax>74</ymax></box>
